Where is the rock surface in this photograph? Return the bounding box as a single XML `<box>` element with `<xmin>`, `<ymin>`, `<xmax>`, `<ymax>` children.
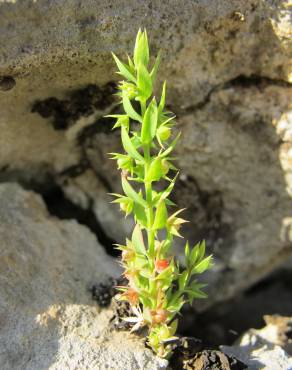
<box><xmin>221</xmin><ymin>315</ymin><xmax>292</xmax><ymax>370</ymax></box>
<box><xmin>0</xmin><ymin>0</ymin><xmax>291</xmax><ymax>309</ymax></box>
<box><xmin>0</xmin><ymin>183</ymin><xmax>167</xmax><ymax>370</ymax></box>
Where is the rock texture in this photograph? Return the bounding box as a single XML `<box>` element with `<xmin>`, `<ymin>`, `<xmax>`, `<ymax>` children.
<box><xmin>221</xmin><ymin>315</ymin><xmax>292</xmax><ymax>370</ymax></box>
<box><xmin>0</xmin><ymin>1</ymin><xmax>291</xmax><ymax>309</ymax></box>
<box><xmin>0</xmin><ymin>183</ymin><xmax>167</xmax><ymax>370</ymax></box>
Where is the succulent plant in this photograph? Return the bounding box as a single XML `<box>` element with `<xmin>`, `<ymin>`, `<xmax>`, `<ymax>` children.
<box><xmin>107</xmin><ymin>29</ymin><xmax>213</xmax><ymax>358</ymax></box>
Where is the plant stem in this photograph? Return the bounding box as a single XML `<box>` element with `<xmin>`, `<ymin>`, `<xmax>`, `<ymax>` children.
<box><xmin>144</xmin><ymin>144</ymin><xmax>155</xmax><ymax>262</ymax></box>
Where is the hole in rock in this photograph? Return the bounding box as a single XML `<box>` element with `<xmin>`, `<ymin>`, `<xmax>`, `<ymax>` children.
<box><xmin>41</xmin><ymin>183</ymin><xmax>119</xmax><ymax>257</ymax></box>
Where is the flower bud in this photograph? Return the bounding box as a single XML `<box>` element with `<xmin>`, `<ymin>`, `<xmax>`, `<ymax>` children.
<box><xmin>155</xmin><ymin>259</ymin><xmax>169</xmax><ymax>273</ymax></box>
<box><xmin>119</xmin><ymin>81</ymin><xmax>138</xmax><ymax>100</ymax></box>
<box><xmin>120</xmin><ymin>198</ymin><xmax>133</xmax><ymax>215</ymax></box>
<box><xmin>161</xmin><ymin>159</ymin><xmax>169</xmax><ymax>176</ymax></box>
<box><xmin>151</xmin><ymin>308</ymin><xmax>169</xmax><ymax>324</ymax></box>
<box><xmin>117</xmin><ymin>156</ymin><xmax>133</xmax><ymax>171</ymax></box>
<box><xmin>122</xmin><ymin>249</ymin><xmax>135</xmax><ymax>262</ymax></box>
<box><xmin>157</xmin><ymin>126</ymin><xmax>171</xmax><ymax>142</ymax></box>
<box><xmin>125</xmin><ymin>288</ymin><xmax>139</xmax><ymax>305</ymax></box>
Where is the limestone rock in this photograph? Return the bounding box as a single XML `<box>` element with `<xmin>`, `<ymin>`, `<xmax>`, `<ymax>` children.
<box><xmin>0</xmin><ymin>183</ymin><xmax>167</xmax><ymax>370</ymax></box>
<box><xmin>221</xmin><ymin>315</ymin><xmax>292</xmax><ymax>370</ymax></box>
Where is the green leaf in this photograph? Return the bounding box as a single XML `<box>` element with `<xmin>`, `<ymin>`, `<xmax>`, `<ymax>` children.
<box><xmin>198</xmin><ymin>240</ymin><xmax>206</xmax><ymax>261</ymax></box>
<box><xmin>134</xmin><ymin>28</ymin><xmax>149</xmax><ymax>67</ymax></box>
<box><xmin>189</xmin><ymin>242</ymin><xmax>200</xmax><ymax>266</ymax></box>
<box><xmin>185</xmin><ymin>241</ymin><xmax>190</xmax><ymax>260</ymax></box>
<box><xmin>121</xmin><ymin>175</ymin><xmax>147</xmax><ymax>207</ymax></box>
<box><xmin>158</xmin><ymin>81</ymin><xmax>166</xmax><ymax>117</ymax></box>
<box><xmin>127</xmin><ymin>55</ymin><xmax>135</xmax><ymax>72</ymax></box>
<box><xmin>121</xmin><ymin>126</ymin><xmax>144</xmax><ymax>162</ymax></box>
<box><xmin>189</xmin><ymin>240</ymin><xmax>206</xmax><ymax>266</ymax></box>
<box><xmin>122</xmin><ymin>94</ymin><xmax>142</xmax><ymax>122</ymax></box>
<box><xmin>169</xmin><ymin>319</ymin><xmax>178</xmax><ymax>336</ymax></box>
<box><xmin>134</xmin><ymin>254</ymin><xmax>148</xmax><ymax>269</ymax></box>
<box><xmin>133</xmin><ymin>202</ymin><xmax>148</xmax><ymax>227</ymax></box>
<box><xmin>191</xmin><ymin>255</ymin><xmax>213</xmax><ymax>275</ymax></box>
<box><xmin>150</xmin><ymin>50</ymin><xmax>161</xmax><ymax>83</ymax></box>
<box><xmin>178</xmin><ymin>270</ymin><xmax>188</xmax><ymax>291</ymax></box>
<box><xmin>155</xmin><ymin>264</ymin><xmax>174</xmax><ymax>281</ymax></box>
<box><xmin>167</xmin><ymin>297</ymin><xmax>185</xmax><ymax>313</ymax></box>
<box><xmin>146</xmin><ymin>157</ymin><xmax>164</xmax><ymax>182</ymax></box>
<box><xmin>159</xmin><ymin>173</ymin><xmax>178</xmax><ymax>201</ymax></box>
<box><xmin>137</xmin><ymin>63</ymin><xmax>152</xmax><ymax>100</ymax></box>
<box><xmin>153</xmin><ymin>200</ymin><xmax>168</xmax><ymax>230</ymax></box>
<box><xmin>132</xmin><ymin>224</ymin><xmax>146</xmax><ymax>255</ymax></box>
<box><xmin>112</xmin><ymin>53</ymin><xmax>136</xmax><ymax>83</ymax></box>
<box><xmin>160</xmin><ymin>132</ymin><xmax>181</xmax><ymax>158</ymax></box>
<box><xmin>141</xmin><ymin>98</ymin><xmax>158</xmax><ymax>144</ymax></box>
<box><xmin>139</xmin><ymin>268</ymin><xmax>152</xmax><ymax>279</ymax></box>
<box><xmin>185</xmin><ymin>287</ymin><xmax>208</xmax><ymax>300</ymax></box>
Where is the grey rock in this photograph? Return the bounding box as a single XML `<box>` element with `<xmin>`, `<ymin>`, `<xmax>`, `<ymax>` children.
<box><xmin>0</xmin><ymin>0</ymin><xmax>291</xmax><ymax>310</ymax></box>
<box><xmin>221</xmin><ymin>315</ymin><xmax>292</xmax><ymax>370</ymax></box>
<box><xmin>0</xmin><ymin>183</ymin><xmax>167</xmax><ymax>370</ymax></box>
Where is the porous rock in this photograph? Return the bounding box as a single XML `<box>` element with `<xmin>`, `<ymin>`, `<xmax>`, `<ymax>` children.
<box><xmin>0</xmin><ymin>183</ymin><xmax>167</xmax><ymax>370</ymax></box>
<box><xmin>221</xmin><ymin>315</ymin><xmax>292</xmax><ymax>370</ymax></box>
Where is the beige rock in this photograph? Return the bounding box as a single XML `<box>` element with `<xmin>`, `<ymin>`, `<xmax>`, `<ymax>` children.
<box><xmin>0</xmin><ymin>183</ymin><xmax>167</xmax><ymax>370</ymax></box>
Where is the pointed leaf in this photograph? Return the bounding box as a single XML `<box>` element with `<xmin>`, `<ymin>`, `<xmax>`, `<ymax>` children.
<box><xmin>146</xmin><ymin>157</ymin><xmax>164</xmax><ymax>182</ymax></box>
<box><xmin>121</xmin><ymin>175</ymin><xmax>147</xmax><ymax>207</ymax></box>
<box><xmin>153</xmin><ymin>200</ymin><xmax>168</xmax><ymax>230</ymax></box>
<box><xmin>150</xmin><ymin>51</ymin><xmax>161</xmax><ymax>83</ymax></box>
<box><xmin>158</xmin><ymin>81</ymin><xmax>166</xmax><ymax>117</ymax></box>
<box><xmin>160</xmin><ymin>132</ymin><xmax>181</xmax><ymax>158</ymax></box>
<box><xmin>141</xmin><ymin>98</ymin><xmax>158</xmax><ymax>144</ymax></box>
<box><xmin>134</xmin><ymin>29</ymin><xmax>149</xmax><ymax>67</ymax></box>
<box><xmin>178</xmin><ymin>270</ymin><xmax>188</xmax><ymax>291</ymax></box>
<box><xmin>122</xmin><ymin>94</ymin><xmax>142</xmax><ymax>123</ymax></box>
<box><xmin>121</xmin><ymin>126</ymin><xmax>144</xmax><ymax>162</ymax></box>
<box><xmin>112</xmin><ymin>53</ymin><xmax>136</xmax><ymax>83</ymax></box>
<box><xmin>137</xmin><ymin>63</ymin><xmax>152</xmax><ymax>100</ymax></box>
<box><xmin>132</xmin><ymin>224</ymin><xmax>146</xmax><ymax>255</ymax></box>
<box><xmin>191</xmin><ymin>255</ymin><xmax>213</xmax><ymax>275</ymax></box>
<box><xmin>133</xmin><ymin>203</ymin><xmax>148</xmax><ymax>227</ymax></box>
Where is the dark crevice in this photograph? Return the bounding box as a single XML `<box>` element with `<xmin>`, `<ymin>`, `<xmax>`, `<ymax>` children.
<box><xmin>174</xmin><ymin>175</ymin><xmax>230</xmax><ymax>248</ymax></box>
<box><xmin>226</xmin><ymin>74</ymin><xmax>292</xmax><ymax>89</ymax></box>
<box><xmin>41</xmin><ymin>183</ymin><xmax>119</xmax><ymax>257</ymax></box>
<box><xmin>183</xmin><ymin>74</ymin><xmax>292</xmax><ymax>114</ymax></box>
<box><xmin>177</xmin><ymin>268</ymin><xmax>292</xmax><ymax>348</ymax></box>
<box><xmin>31</xmin><ymin>82</ymin><xmax>117</xmax><ymax>130</ymax></box>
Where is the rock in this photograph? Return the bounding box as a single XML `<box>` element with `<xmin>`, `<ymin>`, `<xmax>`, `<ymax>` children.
<box><xmin>0</xmin><ymin>183</ymin><xmax>167</xmax><ymax>370</ymax></box>
<box><xmin>183</xmin><ymin>349</ymin><xmax>247</xmax><ymax>370</ymax></box>
<box><xmin>0</xmin><ymin>1</ymin><xmax>291</xmax><ymax>310</ymax></box>
<box><xmin>221</xmin><ymin>315</ymin><xmax>292</xmax><ymax>370</ymax></box>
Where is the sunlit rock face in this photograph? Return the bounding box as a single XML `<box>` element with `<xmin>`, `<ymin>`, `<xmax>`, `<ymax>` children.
<box><xmin>0</xmin><ymin>0</ymin><xmax>291</xmax><ymax>310</ymax></box>
<box><xmin>0</xmin><ymin>183</ymin><xmax>167</xmax><ymax>370</ymax></box>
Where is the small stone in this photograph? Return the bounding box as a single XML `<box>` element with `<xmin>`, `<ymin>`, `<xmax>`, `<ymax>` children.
<box><xmin>183</xmin><ymin>349</ymin><xmax>247</xmax><ymax>370</ymax></box>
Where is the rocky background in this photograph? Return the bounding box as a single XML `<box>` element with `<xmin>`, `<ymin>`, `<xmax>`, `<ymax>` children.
<box><xmin>0</xmin><ymin>1</ymin><xmax>291</xmax><ymax>369</ymax></box>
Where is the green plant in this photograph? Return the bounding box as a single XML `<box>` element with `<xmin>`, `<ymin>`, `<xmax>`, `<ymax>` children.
<box><xmin>107</xmin><ymin>29</ymin><xmax>213</xmax><ymax>358</ymax></box>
